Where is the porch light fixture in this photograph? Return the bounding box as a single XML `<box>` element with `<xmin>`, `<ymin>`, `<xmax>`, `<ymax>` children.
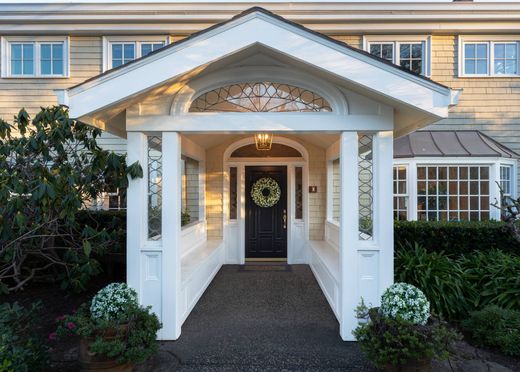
<box><xmin>255</xmin><ymin>133</ymin><xmax>273</xmax><ymax>151</ymax></box>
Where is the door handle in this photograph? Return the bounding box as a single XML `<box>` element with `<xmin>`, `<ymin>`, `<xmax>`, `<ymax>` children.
<box><xmin>283</xmin><ymin>209</ymin><xmax>287</xmax><ymax>229</ymax></box>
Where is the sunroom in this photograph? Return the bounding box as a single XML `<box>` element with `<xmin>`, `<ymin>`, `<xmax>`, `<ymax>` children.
<box><xmin>57</xmin><ymin>7</ymin><xmax>459</xmax><ymax>341</ymax></box>
<box><xmin>393</xmin><ymin>130</ymin><xmax>518</xmax><ymax>222</ymax></box>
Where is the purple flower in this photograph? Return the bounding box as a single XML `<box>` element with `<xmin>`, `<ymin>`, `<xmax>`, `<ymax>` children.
<box><xmin>48</xmin><ymin>332</ymin><xmax>57</xmax><ymax>341</ymax></box>
<box><xmin>66</xmin><ymin>322</ymin><xmax>76</xmax><ymax>330</ymax></box>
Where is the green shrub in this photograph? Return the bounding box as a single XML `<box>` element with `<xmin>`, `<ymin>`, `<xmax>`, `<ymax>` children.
<box><xmin>354</xmin><ymin>309</ymin><xmax>460</xmax><ymax>369</ymax></box>
<box><xmin>394</xmin><ymin>220</ymin><xmax>520</xmax><ymax>256</ymax></box>
<box><xmin>396</xmin><ymin>245</ymin><xmax>520</xmax><ymax>320</ymax></box>
<box><xmin>0</xmin><ymin>302</ymin><xmax>48</xmax><ymax>371</ymax></box>
<box><xmin>460</xmin><ymin>250</ymin><xmax>520</xmax><ymax>310</ymax></box>
<box><xmin>462</xmin><ymin>306</ymin><xmax>520</xmax><ymax>356</ymax></box>
<box><xmin>395</xmin><ymin>243</ymin><xmax>473</xmax><ymax>320</ymax></box>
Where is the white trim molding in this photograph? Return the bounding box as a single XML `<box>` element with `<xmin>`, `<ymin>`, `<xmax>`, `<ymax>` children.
<box><xmin>363</xmin><ymin>35</ymin><xmax>432</xmax><ymax>77</ymax></box>
<box><xmin>458</xmin><ymin>35</ymin><xmax>520</xmax><ymax>78</ymax></box>
<box><xmin>102</xmin><ymin>35</ymin><xmax>169</xmax><ymax>72</ymax></box>
<box><xmin>1</xmin><ymin>35</ymin><xmax>70</xmax><ymax>78</ymax></box>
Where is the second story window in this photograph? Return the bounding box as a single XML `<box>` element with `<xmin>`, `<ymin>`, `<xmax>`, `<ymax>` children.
<box><xmin>364</xmin><ymin>36</ymin><xmax>431</xmax><ymax>76</ymax></box>
<box><xmin>103</xmin><ymin>37</ymin><xmax>168</xmax><ymax>71</ymax></box>
<box><xmin>459</xmin><ymin>37</ymin><xmax>519</xmax><ymax>77</ymax></box>
<box><xmin>1</xmin><ymin>36</ymin><xmax>69</xmax><ymax>78</ymax></box>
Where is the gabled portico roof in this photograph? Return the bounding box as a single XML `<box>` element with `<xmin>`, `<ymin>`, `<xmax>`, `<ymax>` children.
<box><xmin>57</xmin><ymin>7</ymin><xmax>460</xmax><ymax>136</ymax></box>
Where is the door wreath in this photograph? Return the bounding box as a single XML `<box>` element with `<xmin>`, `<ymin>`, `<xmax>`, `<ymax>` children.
<box><xmin>251</xmin><ymin>177</ymin><xmax>281</xmax><ymax>208</ymax></box>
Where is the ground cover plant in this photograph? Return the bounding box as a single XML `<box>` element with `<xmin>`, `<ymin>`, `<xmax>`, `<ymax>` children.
<box><xmin>0</xmin><ymin>107</ymin><xmax>142</xmax><ymax>293</ymax></box>
<box><xmin>462</xmin><ymin>305</ymin><xmax>520</xmax><ymax>357</ymax></box>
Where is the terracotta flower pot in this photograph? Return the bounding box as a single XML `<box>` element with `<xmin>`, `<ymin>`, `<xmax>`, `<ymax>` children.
<box><xmin>79</xmin><ymin>324</ymin><xmax>134</xmax><ymax>372</ymax></box>
<box><xmin>384</xmin><ymin>358</ymin><xmax>431</xmax><ymax>372</ymax></box>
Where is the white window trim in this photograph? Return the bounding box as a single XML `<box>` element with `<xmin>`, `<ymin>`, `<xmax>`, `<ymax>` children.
<box><xmin>1</xmin><ymin>36</ymin><xmax>69</xmax><ymax>78</ymax></box>
<box><xmin>393</xmin><ymin>164</ymin><xmax>409</xmax><ymax>221</ymax></box>
<box><xmin>363</xmin><ymin>35</ymin><xmax>432</xmax><ymax>77</ymax></box>
<box><xmin>458</xmin><ymin>35</ymin><xmax>520</xmax><ymax>78</ymax></box>
<box><xmin>102</xmin><ymin>35</ymin><xmax>170</xmax><ymax>72</ymax></box>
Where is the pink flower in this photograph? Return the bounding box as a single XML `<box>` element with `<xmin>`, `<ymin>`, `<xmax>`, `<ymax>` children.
<box><xmin>66</xmin><ymin>322</ymin><xmax>76</xmax><ymax>330</ymax></box>
<box><xmin>48</xmin><ymin>332</ymin><xmax>57</xmax><ymax>341</ymax></box>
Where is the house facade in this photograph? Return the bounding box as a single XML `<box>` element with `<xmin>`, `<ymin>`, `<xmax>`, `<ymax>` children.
<box><xmin>0</xmin><ymin>1</ymin><xmax>518</xmax><ymax>340</ymax></box>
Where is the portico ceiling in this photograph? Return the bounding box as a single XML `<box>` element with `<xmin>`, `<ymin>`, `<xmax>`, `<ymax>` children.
<box><xmin>57</xmin><ymin>7</ymin><xmax>460</xmax><ymax>138</ymax></box>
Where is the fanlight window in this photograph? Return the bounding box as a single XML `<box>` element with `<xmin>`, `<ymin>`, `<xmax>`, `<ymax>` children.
<box><xmin>189</xmin><ymin>82</ymin><xmax>332</xmax><ymax>112</ymax></box>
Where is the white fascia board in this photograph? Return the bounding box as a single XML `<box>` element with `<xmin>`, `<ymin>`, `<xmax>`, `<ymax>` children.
<box><xmin>125</xmin><ymin>113</ymin><xmax>393</xmax><ymax>133</ymax></box>
<box><xmin>66</xmin><ymin>11</ymin><xmax>453</xmax><ymax>119</ymax></box>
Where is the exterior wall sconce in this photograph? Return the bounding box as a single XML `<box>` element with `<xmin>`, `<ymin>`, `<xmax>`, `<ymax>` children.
<box><xmin>255</xmin><ymin>133</ymin><xmax>273</xmax><ymax>151</ymax></box>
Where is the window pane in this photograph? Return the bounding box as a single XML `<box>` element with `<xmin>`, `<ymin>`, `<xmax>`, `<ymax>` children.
<box><xmin>370</xmin><ymin>44</ymin><xmax>381</xmax><ymax>56</ymax></box>
<box><xmin>124</xmin><ymin>44</ymin><xmax>135</xmax><ymax>61</ymax></box>
<box><xmin>147</xmin><ymin>136</ymin><xmax>162</xmax><ymax>240</ymax></box>
<box><xmin>382</xmin><ymin>44</ymin><xmax>393</xmax><ymax>61</ymax></box>
<box><xmin>400</xmin><ymin>44</ymin><xmax>410</xmax><ymax>59</ymax></box>
<box><xmin>476</xmin><ymin>44</ymin><xmax>487</xmax><ymax>58</ymax></box>
<box><xmin>52</xmin><ymin>43</ymin><xmax>63</xmax><ymax>58</ymax></box>
<box><xmin>411</xmin><ymin>60</ymin><xmax>422</xmax><ymax>74</ymax></box>
<box><xmin>41</xmin><ymin>44</ymin><xmax>51</xmax><ymax>59</ymax></box>
<box><xmin>358</xmin><ymin>135</ymin><xmax>373</xmax><ymax>239</ymax></box>
<box><xmin>476</xmin><ymin>59</ymin><xmax>488</xmax><ymax>74</ymax></box>
<box><xmin>495</xmin><ymin>43</ymin><xmax>505</xmax><ymax>58</ymax></box>
<box><xmin>465</xmin><ymin>44</ymin><xmax>475</xmax><ymax>58</ymax></box>
<box><xmin>141</xmin><ymin>43</ymin><xmax>152</xmax><ymax>57</ymax></box>
<box><xmin>41</xmin><ymin>60</ymin><xmax>52</xmax><ymax>75</ymax></box>
<box><xmin>11</xmin><ymin>43</ymin><xmax>22</xmax><ymax>59</ymax></box>
<box><xmin>53</xmin><ymin>59</ymin><xmax>63</xmax><ymax>75</ymax></box>
<box><xmin>506</xmin><ymin>44</ymin><xmax>517</xmax><ymax>59</ymax></box>
<box><xmin>506</xmin><ymin>60</ymin><xmax>517</xmax><ymax>74</ymax></box>
<box><xmin>332</xmin><ymin>159</ymin><xmax>340</xmax><ymax>223</ymax></box>
<box><xmin>229</xmin><ymin>167</ymin><xmax>237</xmax><ymax>220</ymax></box>
<box><xmin>22</xmin><ymin>58</ymin><xmax>33</xmax><ymax>75</ymax></box>
<box><xmin>465</xmin><ymin>60</ymin><xmax>475</xmax><ymax>74</ymax></box>
<box><xmin>295</xmin><ymin>167</ymin><xmax>303</xmax><ymax>220</ymax></box>
<box><xmin>181</xmin><ymin>156</ymin><xmax>200</xmax><ymax>225</ymax></box>
<box><xmin>412</xmin><ymin>44</ymin><xmax>422</xmax><ymax>58</ymax></box>
<box><xmin>23</xmin><ymin>44</ymin><xmax>33</xmax><ymax>59</ymax></box>
<box><xmin>495</xmin><ymin>60</ymin><xmax>505</xmax><ymax>74</ymax></box>
<box><xmin>11</xmin><ymin>60</ymin><xmax>21</xmax><ymax>75</ymax></box>
<box><xmin>112</xmin><ymin>44</ymin><xmax>122</xmax><ymax>59</ymax></box>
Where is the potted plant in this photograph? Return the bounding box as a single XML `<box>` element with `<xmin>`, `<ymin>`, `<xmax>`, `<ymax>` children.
<box><xmin>55</xmin><ymin>283</ymin><xmax>162</xmax><ymax>371</ymax></box>
<box><xmin>353</xmin><ymin>282</ymin><xmax>460</xmax><ymax>372</ymax></box>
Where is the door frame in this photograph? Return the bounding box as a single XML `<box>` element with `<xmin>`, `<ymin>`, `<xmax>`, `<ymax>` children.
<box><xmin>223</xmin><ymin>137</ymin><xmax>309</xmax><ymax>265</ymax></box>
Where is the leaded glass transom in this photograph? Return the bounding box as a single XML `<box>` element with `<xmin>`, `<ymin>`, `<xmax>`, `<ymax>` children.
<box><xmin>148</xmin><ymin>136</ymin><xmax>162</xmax><ymax>240</ymax></box>
<box><xmin>358</xmin><ymin>135</ymin><xmax>374</xmax><ymax>240</ymax></box>
<box><xmin>189</xmin><ymin>82</ymin><xmax>332</xmax><ymax>112</ymax></box>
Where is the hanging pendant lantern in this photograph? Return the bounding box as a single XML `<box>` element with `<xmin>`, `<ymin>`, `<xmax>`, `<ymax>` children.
<box><xmin>255</xmin><ymin>133</ymin><xmax>273</xmax><ymax>151</ymax></box>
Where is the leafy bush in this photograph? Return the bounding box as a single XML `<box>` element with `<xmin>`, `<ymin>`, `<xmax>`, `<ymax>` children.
<box><xmin>354</xmin><ymin>308</ymin><xmax>459</xmax><ymax>369</ymax></box>
<box><xmin>0</xmin><ymin>107</ymin><xmax>142</xmax><ymax>293</ymax></box>
<box><xmin>0</xmin><ymin>302</ymin><xmax>48</xmax><ymax>371</ymax></box>
<box><xmin>462</xmin><ymin>306</ymin><xmax>520</xmax><ymax>356</ymax></box>
<box><xmin>460</xmin><ymin>250</ymin><xmax>520</xmax><ymax>310</ymax></box>
<box><xmin>394</xmin><ymin>220</ymin><xmax>520</xmax><ymax>256</ymax></box>
<box><xmin>395</xmin><ymin>243</ymin><xmax>473</xmax><ymax>320</ymax></box>
<box><xmin>380</xmin><ymin>282</ymin><xmax>430</xmax><ymax>325</ymax></box>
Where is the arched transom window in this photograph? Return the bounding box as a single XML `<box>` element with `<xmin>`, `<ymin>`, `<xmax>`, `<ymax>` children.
<box><xmin>189</xmin><ymin>82</ymin><xmax>332</xmax><ymax>112</ymax></box>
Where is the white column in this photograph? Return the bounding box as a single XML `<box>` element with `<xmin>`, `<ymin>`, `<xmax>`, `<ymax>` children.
<box><xmin>339</xmin><ymin>131</ymin><xmax>359</xmax><ymax>341</ymax></box>
<box><xmin>126</xmin><ymin>132</ymin><xmax>147</xmax><ymax>297</ymax></box>
<box><xmin>161</xmin><ymin>132</ymin><xmax>182</xmax><ymax>339</ymax></box>
<box><xmin>375</xmin><ymin>131</ymin><xmax>394</xmax><ymax>296</ymax></box>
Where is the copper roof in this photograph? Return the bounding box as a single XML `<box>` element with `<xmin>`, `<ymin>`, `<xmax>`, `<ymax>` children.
<box><xmin>394</xmin><ymin>131</ymin><xmax>518</xmax><ymax>159</ymax></box>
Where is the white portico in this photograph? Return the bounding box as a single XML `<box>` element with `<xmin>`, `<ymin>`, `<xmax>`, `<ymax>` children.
<box><xmin>58</xmin><ymin>7</ymin><xmax>459</xmax><ymax>341</ymax></box>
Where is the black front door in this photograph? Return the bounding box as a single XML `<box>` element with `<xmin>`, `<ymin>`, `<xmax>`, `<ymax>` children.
<box><xmin>245</xmin><ymin>166</ymin><xmax>287</xmax><ymax>259</ymax></box>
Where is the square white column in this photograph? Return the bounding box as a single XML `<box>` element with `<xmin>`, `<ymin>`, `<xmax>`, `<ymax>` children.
<box><xmin>161</xmin><ymin>132</ymin><xmax>182</xmax><ymax>339</ymax></box>
<box><xmin>126</xmin><ymin>132</ymin><xmax>147</xmax><ymax>294</ymax></box>
<box><xmin>339</xmin><ymin>131</ymin><xmax>359</xmax><ymax>341</ymax></box>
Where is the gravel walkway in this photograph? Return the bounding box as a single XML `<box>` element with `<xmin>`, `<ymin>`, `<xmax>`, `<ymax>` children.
<box><xmin>138</xmin><ymin>264</ymin><xmax>374</xmax><ymax>371</ymax></box>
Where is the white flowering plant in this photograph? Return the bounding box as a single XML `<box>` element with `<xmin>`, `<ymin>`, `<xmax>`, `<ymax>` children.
<box><xmin>380</xmin><ymin>282</ymin><xmax>430</xmax><ymax>325</ymax></box>
<box><xmin>90</xmin><ymin>283</ymin><xmax>138</xmax><ymax>322</ymax></box>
